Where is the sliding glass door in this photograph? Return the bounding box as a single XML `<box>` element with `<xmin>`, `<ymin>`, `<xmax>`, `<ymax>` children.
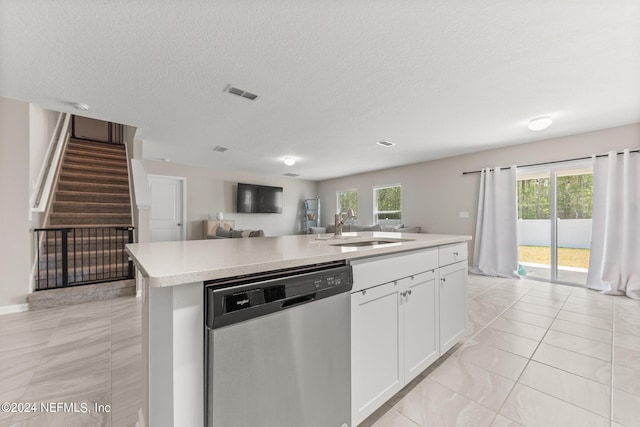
<box><xmin>517</xmin><ymin>161</ymin><xmax>593</xmax><ymax>285</ymax></box>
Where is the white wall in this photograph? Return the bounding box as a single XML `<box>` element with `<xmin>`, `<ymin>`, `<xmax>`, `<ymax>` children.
<box><xmin>0</xmin><ymin>97</ymin><xmax>31</xmax><ymax>308</ymax></box>
<box><xmin>319</xmin><ymin>123</ymin><xmax>640</xmax><ymax>264</ymax></box>
<box><xmin>141</xmin><ymin>159</ymin><xmax>319</xmax><ymax>240</ymax></box>
<box><xmin>28</xmin><ymin>105</ymin><xmax>59</xmax><ymax>197</ymax></box>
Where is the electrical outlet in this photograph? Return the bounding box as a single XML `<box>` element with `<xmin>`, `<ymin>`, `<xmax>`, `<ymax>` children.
<box><xmin>459</xmin><ymin>211</ymin><xmax>469</xmax><ymax>219</ymax></box>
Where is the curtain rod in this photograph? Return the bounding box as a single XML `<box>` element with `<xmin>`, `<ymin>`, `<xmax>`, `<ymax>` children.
<box><xmin>461</xmin><ymin>149</ymin><xmax>640</xmax><ymax>175</ymax></box>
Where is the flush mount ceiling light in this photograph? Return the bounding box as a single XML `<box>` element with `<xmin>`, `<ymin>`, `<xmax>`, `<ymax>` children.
<box><xmin>72</xmin><ymin>103</ymin><xmax>90</xmax><ymax>111</ymax></box>
<box><xmin>283</xmin><ymin>173</ymin><xmax>300</xmax><ymax>177</ymax></box>
<box><xmin>377</xmin><ymin>140</ymin><xmax>396</xmax><ymax>147</ymax></box>
<box><xmin>283</xmin><ymin>157</ymin><xmax>296</xmax><ymax>166</ymax></box>
<box><xmin>528</xmin><ymin>116</ymin><xmax>553</xmax><ymax>131</ymax></box>
<box><xmin>212</xmin><ymin>146</ymin><xmax>229</xmax><ymax>152</ymax></box>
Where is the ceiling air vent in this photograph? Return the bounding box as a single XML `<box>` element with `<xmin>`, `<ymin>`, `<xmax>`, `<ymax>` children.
<box><xmin>212</xmin><ymin>146</ymin><xmax>229</xmax><ymax>152</ymax></box>
<box><xmin>224</xmin><ymin>84</ymin><xmax>259</xmax><ymax>101</ymax></box>
<box><xmin>377</xmin><ymin>140</ymin><xmax>396</xmax><ymax>147</ymax></box>
<box><xmin>283</xmin><ymin>173</ymin><xmax>300</xmax><ymax>177</ymax></box>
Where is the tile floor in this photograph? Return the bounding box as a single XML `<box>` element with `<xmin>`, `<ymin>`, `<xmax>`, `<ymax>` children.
<box><xmin>1</xmin><ymin>275</ymin><xmax>639</xmax><ymax>427</ymax></box>
<box><xmin>0</xmin><ymin>297</ymin><xmax>141</xmax><ymax>427</ymax></box>
<box><xmin>363</xmin><ymin>274</ymin><xmax>640</xmax><ymax>427</ymax></box>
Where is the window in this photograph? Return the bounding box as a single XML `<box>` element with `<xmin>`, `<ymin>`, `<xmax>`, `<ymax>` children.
<box><xmin>373</xmin><ymin>185</ymin><xmax>401</xmax><ymax>225</ymax></box>
<box><xmin>337</xmin><ymin>190</ymin><xmax>358</xmax><ymax>214</ymax></box>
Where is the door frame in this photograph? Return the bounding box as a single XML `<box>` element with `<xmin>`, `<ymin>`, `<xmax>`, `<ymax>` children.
<box><xmin>148</xmin><ymin>174</ymin><xmax>187</xmax><ymax>242</ymax></box>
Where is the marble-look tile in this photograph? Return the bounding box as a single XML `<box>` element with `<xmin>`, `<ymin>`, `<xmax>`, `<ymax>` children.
<box><xmin>428</xmin><ymin>356</ymin><xmax>515</xmax><ymax>411</ymax></box>
<box><xmin>569</xmin><ymin>287</ymin><xmax>608</xmax><ymax>299</ymax></box>
<box><xmin>499</xmin><ymin>383</ymin><xmax>609</xmax><ymax>427</ymax></box>
<box><xmin>615</xmin><ymin>333</ymin><xmax>640</xmax><ymax>352</ymax></box>
<box><xmin>556</xmin><ymin>310</ymin><xmax>613</xmax><ymax>331</ymax></box>
<box><xmin>613</xmin><ymin>345</ymin><xmax>640</xmax><ymax>372</ymax></box>
<box><xmin>525</xmin><ymin>290</ymin><xmax>569</xmax><ymax>302</ymax></box>
<box><xmin>0</xmin><ymin>308</ymin><xmax>65</xmax><ymax>335</ymax></box>
<box><xmin>519</xmin><ymin>294</ymin><xmax>565</xmax><ymax>309</ymax></box>
<box><xmin>473</xmin><ymin>294</ymin><xmax>518</xmax><ymax>309</ymax></box>
<box><xmin>500</xmin><ymin>307</ymin><xmax>554</xmax><ymax>328</ymax></box>
<box><xmin>0</xmin><ymin>328</ymin><xmax>56</xmax><ymax>354</ymax></box>
<box><xmin>369</xmin><ymin>407</ymin><xmax>420</xmax><ymax>427</ymax></box>
<box><xmin>612</xmin><ymin>388</ymin><xmax>640</xmax><ymax>427</ymax></box>
<box><xmin>489</xmin><ymin>317</ymin><xmax>547</xmax><ymax>341</ymax></box>
<box><xmin>10</xmin><ymin>408</ymin><xmax>111</xmax><ymax>427</ymax></box>
<box><xmin>612</xmin><ymin>364</ymin><xmax>640</xmax><ymax>397</ymax></box>
<box><xmin>518</xmin><ymin>361</ymin><xmax>610</xmax><ymax>418</ymax></box>
<box><xmin>565</xmin><ymin>295</ymin><xmax>614</xmax><ymax>310</ymax></box>
<box><xmin>393</xmin><ymin>378</ymin><xmax>495</xmax><ymax>427</ymax></box>
<box><xmin>474</xmin><ymin>327</ymin><xmax>539</xmax><ymax>358</ymax></box>
<box><xmin>359</xmin><ymin>403</ymin><xmax>394</xmax><ymax>427</ymax></box>
<box><xmin>615</xmin><ymin>316</ymin><xmax>640</xmax><ymax>337</ymax></box>
<box><xmin>454</xmin><ymin>341</ymin><xmax>528</xmax><ymax>380</ymax></box>
<box><xmin>562</xmin><ymin>302</ymin><xmax>613</xmax><ymax>319</ymax></box>
<box><xmin>542</xmin><ymin>330</ymin><xmax>612</xmax><ymax>362</ymax></box>
<box><xmin>550</xmin><ymin>318</ymin><xmax>612</xmax><ymax>344</ymax></box>
<box><xmin>510</xmin><ymin>301</ymin><xmax>560</xmax><ymax>317</ymax></box>
<box><xmin>532</xmin><ymin>343</ymin><xmax>611</xmax><ymax>385</ymax></box>
<box><xmin>490</xmin><ymin>414</ymin><xmax>522</xmax><ymax>427</ymax></box>
<box><xmin>614</xmin><ymin>302</ymin><xmax>640</xmax><ymax>319</ymax></box>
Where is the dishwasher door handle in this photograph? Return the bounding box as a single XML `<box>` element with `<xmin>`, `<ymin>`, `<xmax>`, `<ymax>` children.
<box><xmin>281</xmin><ymin>293</ymin><xmax>316</xmax><ymax>308</ymax></box>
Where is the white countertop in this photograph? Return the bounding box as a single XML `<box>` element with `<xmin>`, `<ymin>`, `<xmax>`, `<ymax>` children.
<box><xmin>126</xmin><ymin>232</ymin><xmax>471</xmax><ymax>287</ymax></box>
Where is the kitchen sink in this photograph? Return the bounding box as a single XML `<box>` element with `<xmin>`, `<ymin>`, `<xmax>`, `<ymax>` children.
<box><xmin>329</xmin><ymin>238</ymin><xmax>413</xmax><ymax>247</ymax></box>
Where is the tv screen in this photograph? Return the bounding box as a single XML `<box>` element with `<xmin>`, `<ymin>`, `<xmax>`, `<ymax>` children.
<box><xmin>237</xmin><ymin>183</ymin><xmax>283</xmax><ymax>214</ymax></box>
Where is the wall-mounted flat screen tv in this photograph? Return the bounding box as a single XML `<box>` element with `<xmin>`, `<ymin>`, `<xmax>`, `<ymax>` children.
<box><xmin>236</xmin><ymin>183</ymin><xmax>283</xmax><ymax>214</ymax></box>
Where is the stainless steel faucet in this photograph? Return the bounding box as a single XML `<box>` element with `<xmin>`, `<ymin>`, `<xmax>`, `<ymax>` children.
<box><xmin>334</xmin><ymin>208</ymin><xmax>357</xmax><ymax>237</ymax></box>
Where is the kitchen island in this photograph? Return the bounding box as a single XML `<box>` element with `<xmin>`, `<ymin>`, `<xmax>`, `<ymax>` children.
<box><xmin>126</xmin><ymin>232</ymin><xmax>471</xmax><ymax>427</ymax></box>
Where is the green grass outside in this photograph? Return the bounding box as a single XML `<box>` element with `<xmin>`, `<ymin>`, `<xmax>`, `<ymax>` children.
<box><xmin>519</xmin><ymin>245</ymin><xmax>590</xmax><ymax>269</ymax></box>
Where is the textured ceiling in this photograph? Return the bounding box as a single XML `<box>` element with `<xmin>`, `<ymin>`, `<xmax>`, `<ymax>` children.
<box><xmin>1</xmin><ymin>1</ymin><xmax>639</xmax><ymax>181</ymax></box>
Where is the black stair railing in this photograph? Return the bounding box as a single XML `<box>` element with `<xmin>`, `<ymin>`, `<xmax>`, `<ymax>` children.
<box><xmin>34</xmin><ymin>226</ymin><xmax>135</xmax><ymax>290</ymax></box>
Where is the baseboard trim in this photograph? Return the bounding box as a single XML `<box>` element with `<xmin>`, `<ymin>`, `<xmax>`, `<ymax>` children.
<box><xmin>0</xmin><ymin>303</ymin><xmax>29</xmax><ymax>315</ymax></box>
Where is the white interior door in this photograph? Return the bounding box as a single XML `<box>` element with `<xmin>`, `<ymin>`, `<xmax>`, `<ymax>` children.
<box><xmin>149</xmin><ymin>175</ymin><xmax>185</xmax><ymax>242</ymax></box>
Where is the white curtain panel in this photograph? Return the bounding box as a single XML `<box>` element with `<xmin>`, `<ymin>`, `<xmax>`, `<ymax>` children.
<box><xmin>471</xmin><ymin>166</ymin><xmax>520</xmax><ymax>278</ymax></box>
<box><xmin>587</xmin><ymin>149</ymin><xmax>640</xmax><ymax>299</ymax></box>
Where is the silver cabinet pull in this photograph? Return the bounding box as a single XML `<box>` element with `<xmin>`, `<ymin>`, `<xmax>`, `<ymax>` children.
<box><xmin>453</xmin><ymin>251</ymin><xmax>459</xmax><ymax>256</ymax></box>
<box><xmin>407</xmin><ymin>290</ymin><xmax>412</xmax><ymax>295</ymax></box>
<box><xmin>362</xmin><ymin>289</ymin><xmax>366</xmax><ymax>295</ymax></box>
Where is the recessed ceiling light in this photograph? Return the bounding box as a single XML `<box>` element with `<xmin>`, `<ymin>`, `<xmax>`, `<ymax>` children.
<box><xmin>528</xmin><ymin>116</ymin><xmax>553</xmax><ymax>131</ymax></box>
<box><xmin>283</xmin><ymin>157</ymin><xmax>296</xmax><ymax>166</ymax></box>
<box><xmin>377</xmin><ymin>140</ymin><xmax>396</xmax><ymax>147</ymax></box>
<box><xmin>72</xmin><ymin>103</ymin><xmax>90</xmax><ymax>111</ymax></box>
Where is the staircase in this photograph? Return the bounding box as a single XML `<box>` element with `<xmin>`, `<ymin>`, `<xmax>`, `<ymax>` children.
<box><xmin>51</xmin><ymin>138</ymin><xmax>132</xmax><ymax>226</ymax></box>
<box><xmin>30</xmin><ymin>137</ymin><xmax>136</xmax><ymax>309</ymax></box>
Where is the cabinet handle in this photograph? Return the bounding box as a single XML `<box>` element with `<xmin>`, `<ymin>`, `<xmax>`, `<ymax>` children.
<box><xmin>362</xmin><ymin>289</ymin><xmax>366</xmax><ymax>295</ymax></box>
<box><xmin>401</xmin><ymin>291</ymin><xmax>407</xmax><ymax>297</ymax></box>
<box><xmin>453</xmin><ymin>251</ymin><xmax>459</xmax><ymax>256</ymax></box>
<box><xmin>441</xmin><ymin>277</ymin><xmax>447</xmax><ymax>282</ymax></box>
<box><xmin>407</xmin><ymin>289</ymin><xmax>412</xmax><ymax>295</ymax></box>
<box><xmin>393</xmin><ymin>281</ymin><xmax>397</xmax><ymax>286</ymax></box>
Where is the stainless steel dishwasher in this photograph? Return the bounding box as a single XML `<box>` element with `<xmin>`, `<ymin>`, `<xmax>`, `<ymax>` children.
<box><xmin>205</xmin><ymin>261</ymin><xmax>353</xmax><ymax>427</ymax></box>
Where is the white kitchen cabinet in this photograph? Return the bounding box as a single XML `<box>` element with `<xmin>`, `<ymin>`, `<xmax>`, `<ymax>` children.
<box><xmin>351</xmin><ymin>280</ymin><xmax>403</xmax><ymax>425</ymax></box>
<box><xmin>351</xmin><ymin>268</ymin><xmax>438</xmax><ymax>426</ymax></box>
<box><xmin>403</xmin><ymin>271</ymin><xmax>438</xmax><ymax>383</ymax></box>
<box><xmin>438</xmin><ymin>260</ymin><xmax>467</xmax><ymax>354</ymax></box>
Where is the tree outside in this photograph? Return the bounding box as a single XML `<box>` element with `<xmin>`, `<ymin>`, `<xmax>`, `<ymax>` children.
<box><xmin>375</xmin><ymin>186</ymin><xmax>401</xmax><ymax>221</ymax></box>
<box><xmin>338</xmin><ymin>190</ymin><xmax>358</xmax><ymax>212</ymax></box>
<box><xmin>518</xmin><ymin>175</ymin><xmax>592</xmax><ymax>220</ymax></box>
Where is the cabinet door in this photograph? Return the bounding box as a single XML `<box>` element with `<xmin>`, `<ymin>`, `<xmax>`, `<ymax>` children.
<box><xmin>403</xmin><ymin>271</ymin><xmax>439</xmax><ymax>383</ymax></box>
<box><xmin>351</xmin><ymin>281</ymin><xmax>403</xmax><ymax>426</ymax></box>
<box><xmin>439</xmin><ymin>261</ymin><xmax>467</xmax><ymax>353</ymax></box>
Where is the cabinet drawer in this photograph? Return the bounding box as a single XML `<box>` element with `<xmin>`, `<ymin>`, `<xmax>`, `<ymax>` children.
<box><xmin>351</xmin><ymin>249</ymin><xmax>438</xmax><ymax>293</ymax></box>
<box><xmin>439</xmin><ymin>243</ymin><xmax>468</xmax><ymax>267</ymax></box>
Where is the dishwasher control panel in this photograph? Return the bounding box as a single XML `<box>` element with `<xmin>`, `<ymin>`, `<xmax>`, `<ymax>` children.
<box><xmin>205</xmin><ymin>263</ymin><xmax>353</xmax><ymax>329</ymax></box>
